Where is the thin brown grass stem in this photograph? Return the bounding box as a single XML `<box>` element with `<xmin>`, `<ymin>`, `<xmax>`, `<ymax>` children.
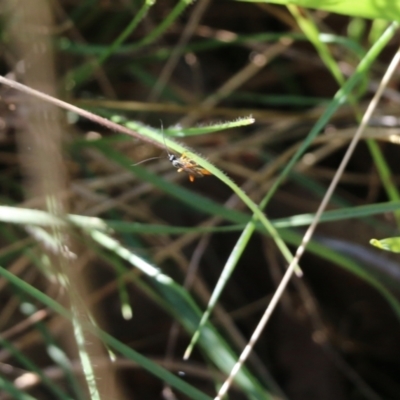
<box><xmin>0</xmin><ymin>75</ymin><xmax>161</xmax><ymax>149</ymax></box>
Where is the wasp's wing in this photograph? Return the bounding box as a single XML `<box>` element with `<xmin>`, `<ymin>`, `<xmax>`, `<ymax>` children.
<box><xmin>181</xmin><ymin>153</ymin><xmax>212</xmax><ymax>175</ymax></box>
<box><xmin>176</xmin><ymin>153</ymin><xmax>212</xmax><ymax>181</ymax></box>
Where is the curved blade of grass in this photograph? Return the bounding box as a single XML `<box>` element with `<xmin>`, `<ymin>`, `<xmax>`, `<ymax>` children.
<box><xmin>239</xmin><ymin>0</ymin><xmax>400</xmax><ymax>22</ymax></box>
<box><xmin>125</xmin><ymin>120</ymin><xmax>303</xmax><ymax>273</ymax></box>
<box><xmin>166</xmin><ymin>117</ymin><xmax>255</xmax><ymax>136</ymax></box>
<box><xmin>272</xmin><ymin>200</ymin><xmax>400</xmax><ymax>229</ymax></box>
<box><xmin>1</xmin><ymin>199</ymin><xmax>400</xmax><ymax>236</ymax></box>
<box><xmin>288</xmin><ymin>5</ymin><xmax>345</xmax><ymax>87</ymax></box>
<box><xmin>184</xmin><ymin>21</ymin><xmax>398</xmax><ymax>357</ymax></box>
<box><xmin>126</xmin><ymin>117</ymin><xmax>255</xmax><ymax>143</ymax></box>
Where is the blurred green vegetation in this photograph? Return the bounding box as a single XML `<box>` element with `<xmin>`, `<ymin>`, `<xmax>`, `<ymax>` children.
<box><xmin>0</xmin><ymin>1</ymin><xmax>400</xmax><ymax>399</ymax></box>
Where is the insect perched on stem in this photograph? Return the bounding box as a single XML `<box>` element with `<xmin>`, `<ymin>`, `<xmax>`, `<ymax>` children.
<box><xmin>168</xmin><ymin>152</ymin><xmax>212</xmax><ymax>182</ymax></box>
<box><xmin>134</xmin><ymin>125</ymin><xmax>212</xmax><ymax>182</ymax></box>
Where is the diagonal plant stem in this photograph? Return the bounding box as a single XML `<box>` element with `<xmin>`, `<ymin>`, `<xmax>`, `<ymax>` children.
<box><xmin>0</xmin><ymin>75</ymin><xmax>163</xmax><ymax>149</ymax></box>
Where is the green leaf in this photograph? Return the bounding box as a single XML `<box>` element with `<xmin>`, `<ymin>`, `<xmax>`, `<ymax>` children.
<box><xmin>370</xmin><ymin>237</ymin><xmax>400</xmax><ymax>253</ymax></box>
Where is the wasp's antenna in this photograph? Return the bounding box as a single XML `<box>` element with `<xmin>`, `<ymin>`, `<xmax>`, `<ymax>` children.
<box><xmin>132</xmin><ymin>122</ymin><xmax>172</xmax><ymax>167</ymax></box>
<box><xmin>132</xmin><ymin>156</ymin><xmax>162</xmax><ymax>166</ymax></box>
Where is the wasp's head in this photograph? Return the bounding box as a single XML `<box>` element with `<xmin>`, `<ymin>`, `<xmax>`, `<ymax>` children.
<box><xmin>169</xmin><ymin>154</ymin><xmax>182</xmax><ymax>169</ymax></box>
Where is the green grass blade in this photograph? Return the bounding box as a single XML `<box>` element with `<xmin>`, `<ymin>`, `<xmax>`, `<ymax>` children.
<box><xmin>238</xmin><ymin>0</ymin><xmax>400</xmax><ymax>22</ymax></box>
<box><xmin>166</xmin><ymin>116</ymin><xmax>255</xmax><ymax>136</ymax></box>
<box><xmin>1</xmin><ymin>199</ymin><xmax>400</xmax><ymax>237</ymax></box>
<box><xmin>288</xmin><ymin>5</ymin><xmax>346</xmax><ymax>86</ymax></box>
